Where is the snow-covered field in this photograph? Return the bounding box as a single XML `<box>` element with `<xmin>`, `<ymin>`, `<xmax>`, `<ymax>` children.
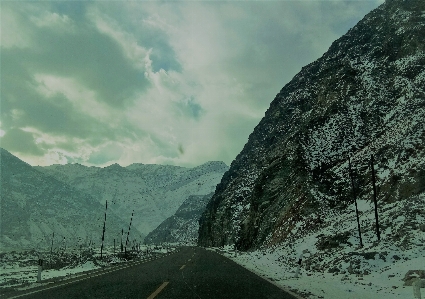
<box><xmin>0</xmin><ymin>245</ymin><xmax>175</xmax><ymax>294</ymax></box>
<box><xmin>216</xmin><ymin>194</ymin><xmax>425</xmax><ymax>299</ymax></box>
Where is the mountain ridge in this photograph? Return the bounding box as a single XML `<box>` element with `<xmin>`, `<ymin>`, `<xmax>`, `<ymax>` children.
<box><xmin>34</xmin><ymin>155</ymin><xmax>229</xmax><ymax>241</ymax></box>
<box><xmin>0</xmin><ymin>148</ymin><xmax>138</xmax><ymax>251</ymax></box>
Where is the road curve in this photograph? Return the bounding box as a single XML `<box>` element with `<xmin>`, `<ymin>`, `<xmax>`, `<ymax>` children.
<box><xmin>2</xmin><ymin>247</ymin><xmax>299</xmax><ymax>299</ymax></box>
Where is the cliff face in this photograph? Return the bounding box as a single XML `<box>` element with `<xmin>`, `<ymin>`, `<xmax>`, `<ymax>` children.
<box><xmin>198</xmin><ymin>0</ymin><xmax>425</xmax><ymax>250</ymax></box>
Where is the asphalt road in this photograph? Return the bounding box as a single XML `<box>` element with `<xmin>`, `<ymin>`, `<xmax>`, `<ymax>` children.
<box><xmin>3</xmin><ymin>247</ymin><xmax>299</xmax><ymax>299</ymax></box>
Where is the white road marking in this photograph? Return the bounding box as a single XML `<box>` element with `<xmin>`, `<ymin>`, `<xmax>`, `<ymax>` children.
<box><xmin>147</xmin><ymin>281</ymin><xmax>169</xmax><ymax>299</ymax></box>
<box><xmin>4</xmin><ymin>255</ymin><xmax>170</xmax><ymax>299</ymax></box>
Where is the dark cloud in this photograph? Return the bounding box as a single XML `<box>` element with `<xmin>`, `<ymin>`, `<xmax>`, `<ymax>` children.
<box><xmin>2</xmin><ymin>48</ymin><xmax>113</xmax><ymax>141</ymax></box>
<box><xmin>28</xmin><ymin>23</ymin><xmax>148</xmax><ymax>108</ymax></box>
<box><xmin>1</xmin><ymin>128</ymin><xmax>44</xmax><ymax>156</ymax></box>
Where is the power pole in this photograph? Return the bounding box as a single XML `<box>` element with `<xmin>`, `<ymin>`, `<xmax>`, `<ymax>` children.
<box><xmin>50</xmin><ymin>232</ymin><xmax>54</xmax><ymax>268</ymax></box>
<box><xmin>125</xmin><ymin>210</ymin><xmax>134</xmax><ymax>255</ymax></box>
<box><xmin>100</xmin><ymin>200</ymin><xmax>108</xmax><ymax>259</ymax></box>
<box><xmin>370</xmin><ymin>154</ymin><xmax>380</xmax><ymax>241</ymax></box>
<box><xmin>121</xmin><ymin>229</ymin><xmax>124</xmax><ymax>252</ymax></box>
<box><xmin>348</xmin><ymin>156</ymin><xmax>363</xmax><ymax>247</ymax></box>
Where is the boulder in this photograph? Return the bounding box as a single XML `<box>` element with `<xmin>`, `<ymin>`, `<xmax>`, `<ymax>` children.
<box><xmin>403</xmin><ymin>270</ymin><xmax>425</xmax><ymax>286</ymax></box>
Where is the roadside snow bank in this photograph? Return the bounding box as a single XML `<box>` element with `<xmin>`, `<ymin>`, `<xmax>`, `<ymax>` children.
<box><xmin>217</xmin><ymin>194</ymin><xmax>425</xmax><ymax>299</ymax></box>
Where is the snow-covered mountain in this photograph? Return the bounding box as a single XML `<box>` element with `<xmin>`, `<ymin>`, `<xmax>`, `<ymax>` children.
<box><xmin>144</xmin><ymin>193</ymin><xmax>213</xmax><ymax>245</ymax></box>
<box><xmin>0</xmin><ymin>148</ymin><xmax>138</xmax><ymax>251</ymax></box>
<box><xmin>35</xmin><ymin>161</ymin><xmax>228</xmax><ymax>239</ymax></box>
<box><xmin>198</xmin><ymin>0</ymin><xmax>425</xmax><ymax>249</ymax></box>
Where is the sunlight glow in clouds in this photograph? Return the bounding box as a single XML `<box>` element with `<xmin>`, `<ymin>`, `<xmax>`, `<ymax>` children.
<box><xmin>0</xmin><ymin>1</ymin><xmax>383</xmax><ymax>167</ymax></box>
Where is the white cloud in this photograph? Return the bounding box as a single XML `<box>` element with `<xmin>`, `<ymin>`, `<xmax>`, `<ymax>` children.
<box><xmin>33</xmin><ymin>74</ymin><xmax>114</xmax><ymax>122</ymax></box>
<box><xmin>0</xmin><ymin>121</ymin><xmax>5</xmax><ymax>138</ymax></box>
<box><xmin>30</xmin><ymin>11</ymin><xmax>74</xmax><ymax>32</ymax></box>
<box><xmin>21</xmin><ymin>127</ymin><xmax>67</xmax><ymax>146</ymax></box>
<box><xmin>88</xmin><ymin>7</ymin><xmax>150</xmax><ymax>71</ymax></box>
<box><xmin>0</xmin><ymin>6</ymin><xmax>31</xmax><ymax>49</ymax></box>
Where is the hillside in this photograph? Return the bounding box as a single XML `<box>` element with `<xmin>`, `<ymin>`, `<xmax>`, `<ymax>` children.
<box><xmin>198</xmin><ymin>0</ymin><xmax>425</xmax><ymax>249</ymax></box>
<box><xmin>36</xmin><ymin>161</ymin><xmax>228</xmax><ymax>238</ymax></box>
<box><xmin>144</xmin><ymin>193</ymin><xmax>213</xmax><ymax>245</ymax></box>
<box><xmin>0</xmin><ymin>148</ymin><xmax>138</xmax><ymax>251</ymax></box>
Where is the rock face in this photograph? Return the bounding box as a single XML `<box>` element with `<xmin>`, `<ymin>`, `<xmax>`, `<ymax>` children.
<box><xmin>198</xmin><ymin>0</ymin><xmax>425</xmax><ymax>250</ymax></box>
<box><xmin>144</xmin><ymin>193</ymin><xmax>213</xmax><ymax>245</ymax></box>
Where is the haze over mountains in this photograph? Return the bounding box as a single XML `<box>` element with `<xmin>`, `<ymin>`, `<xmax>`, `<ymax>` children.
<box><xmin>145</xmin><ymin>193</ymin><xmax>213</xmax><ymax>245</ymax></box>
<box><xmin>1</xmin><ymin>148</ymin><xmax>228</xmax><ymax>250</ymax></box>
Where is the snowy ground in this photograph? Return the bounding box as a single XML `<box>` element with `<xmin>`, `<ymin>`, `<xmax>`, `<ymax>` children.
<box><xmin>0</xmin><ymin>245</ymin><xmax>175</xmax><ymax>294</ymax></box>
<box><xmin>216</xmin><ymin>195</ymin><xmax>425</xmax><ymax>299</ymax></box>
<box><xmin>2</xmin><ymin>196</ymin><xmax>423</xmax><ymax>298</ymax></box>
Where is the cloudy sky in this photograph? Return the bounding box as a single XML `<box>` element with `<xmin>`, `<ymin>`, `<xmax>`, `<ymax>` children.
<box><xmin>1</xmin><ymin>0</ymin><xmax>383</xmax><ymax>168</ymax></box>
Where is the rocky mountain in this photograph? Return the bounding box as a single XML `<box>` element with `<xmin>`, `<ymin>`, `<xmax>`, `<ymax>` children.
<box><xmin>198</xmin><ymin>0</ymin><xmax>425</xmax><ymax>250</ymax></box>
<box><xmin>36</xmin><ymin>161</ymin><xmax>228</xmax><ymax>239</ymax></box>
<box><xmin>0</xmin><ymin>148</ymin><xmax>138</xmax><ymax>251</ymax></box>
<box><xmin>144</xmin><ymin>193</ymin><xmax>213</xmax><ymax>245</ymax></box>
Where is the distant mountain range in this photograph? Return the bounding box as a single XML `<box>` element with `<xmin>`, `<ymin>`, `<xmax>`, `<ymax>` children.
<box><xmin>144</xmin><ymin>193</ymin><xmax>213</xmax><ymax>245</ymax></box>
<box><xmin>198</xmin><ymin>0</ymin><xmax>425</xmax><ymax>249</ymax></box>
<box><xmin>0</xmin><ymin>148</ymin><xmax>228</xmax><ymax>251</ymax></box>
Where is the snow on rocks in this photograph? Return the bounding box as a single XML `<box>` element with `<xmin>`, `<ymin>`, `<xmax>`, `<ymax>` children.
<box><xmin>215</xmin><ymin>193</ymin><xmax>425</xmax><ymax>299</ymax></box>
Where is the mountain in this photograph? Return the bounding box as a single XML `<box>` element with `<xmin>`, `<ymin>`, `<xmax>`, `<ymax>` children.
<box><xmin>36</xmin><ymin>161</ymin><xmax>228</xmax><ymax>239</ymax></box>
<box><xmin>198</xmin><ymin>0</ymin><xmax>425</xmax><ymax>250</ymax></box>
<box><xmin>144</xmin><ymin>193</ymin><xmax>213</xmax><ymax>245</ymax></box>
<box><xmin>0</xmin><ymin>148</ymin><xmax>139</xmax><ymax>251</ymax></box>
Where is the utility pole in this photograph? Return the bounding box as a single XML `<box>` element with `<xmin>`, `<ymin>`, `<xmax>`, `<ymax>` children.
<box><xmin>348</xmin><ymin>156</ymin><xmax>363</xmax><ymax>247</ymax></box>
<box><xmin>125</xmin><ymin>210</ymin><xmax>134</xmax><ymax>255</ymax></box>
<box><xmin>100</xmin><ymin>200</ymin><xmax>108</xmax><ymax>259</ymax></box>
<box><xmin>121</xmin><ymin>229</ymin><xmax>124</xmax><ymax>252</ymax></box>
<box><xmin>370</xmin><ymin>154</ymin><xmax>380</xmax><ymax>241</ymax></box>
<box><xmin>50</xmin><ymin>232</ymin><xmax>54</xmax><ymax>268</ymax></box>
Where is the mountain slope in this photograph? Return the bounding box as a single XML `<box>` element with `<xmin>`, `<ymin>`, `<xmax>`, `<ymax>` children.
<box><xmin>144</xmin><ymin>193</ymin><xmax>213</xmax><ymax>245</ymax></box>
<box><xmin>198</xmin><ymin>0</ymin><xmax>425</xmax><ymax>249</ymax></box>
<box><xmin>0</xmin><ymin>148</ymin><xmax>139</xmax><ymax>251</ymax></box>
<box><xmin>36</xmin><ymin>161</ymin><xmax>229</xmax><ymax>238</ymax></box>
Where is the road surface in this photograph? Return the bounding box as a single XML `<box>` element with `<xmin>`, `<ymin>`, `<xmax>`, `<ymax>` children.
<box><xmin>2</xmin><ymin>247</ymin><xmax>299</xmax><ymax>299</ymax></box>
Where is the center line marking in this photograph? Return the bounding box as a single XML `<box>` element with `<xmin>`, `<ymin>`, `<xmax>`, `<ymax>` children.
<box><xmin>180</xmin><ymin>264</ymin><xmax>186</xmax><ymax>270</ymax></box>
<box><xmin>147</xmin><ymin>281</ymin><xmax>169</xmax><ymax>299</ymax></box>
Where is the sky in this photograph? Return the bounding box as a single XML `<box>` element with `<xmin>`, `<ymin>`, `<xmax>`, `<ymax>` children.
<box><xmin>1</xmin><ymin>0</ymin><xmax>384</xmax><ymax>168</ymax></box>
